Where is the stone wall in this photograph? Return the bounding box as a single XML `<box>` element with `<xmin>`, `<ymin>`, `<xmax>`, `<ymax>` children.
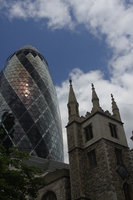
<box><xmin>105</xmin><ymin>140</ymin><xmax>133</xmax><ymax>200</ymax></box>
<box><xmin>71</xmin><ymin>138</ymin><xmax>133</xmax><ymax>200</ymax></box>
<box><xmin>67</xmin><ymin>122</ymin><xmax>83</xmax><ymax>151</ymax></box>
<box><xmin>37</xmin><ymin>169</ymin><xmax>71</xmax><ymax>200</ymax></box>
<box><xmin>67</xmin><ymin>122</ymin><xmax>85</xmax><ymax>200</ymax></box>
<box><xmin>67</xmin><ymin>102</ymin><xmax>133</xmax><ymax>200</ymax></box>
<box><xmin>82</xmin><ymin>139</ymin><xmax>117</xmax><ymax>200</ymax></box>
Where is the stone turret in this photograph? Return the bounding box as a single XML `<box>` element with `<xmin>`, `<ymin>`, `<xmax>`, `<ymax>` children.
<box><xmin>67</xmin><ymin>80</ymin><xmax>80</xmax><ymax>123</ymax></box>
<box><xmin>91</xmin><ymin>83</ymin><xmax>103</xmax><ymax>113</ymax></box>
<box><xmin>111</xmin><ymin>94</ymin><xmax>121</xmax><ymax>121</ymax></box>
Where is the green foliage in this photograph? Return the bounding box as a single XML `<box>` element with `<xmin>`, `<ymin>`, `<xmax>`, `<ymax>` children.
<box><xmin>0</xmin><ymin>146</ymin><xmax>45</xmax><ymax>200</ymax></box>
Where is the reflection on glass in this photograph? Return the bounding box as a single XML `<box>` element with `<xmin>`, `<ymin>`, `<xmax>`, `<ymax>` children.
<box><xmin>0</xmin><ymin>46</ymin><xmax>63</xmax><ymax>162</ymax></box>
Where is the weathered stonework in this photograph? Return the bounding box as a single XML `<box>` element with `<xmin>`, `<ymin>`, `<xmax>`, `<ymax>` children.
<box><xmin>66</xmin><ymin>82</ymin><xmax>133</xmax><ymax>200</ymax></box>
<box><xmin>67</xmin><ymin>112</ymin><xmax>133</xmax><ymax>199</ymax></box>
<box><xmin>31</xmin><ymin>82</ymin><xmax>133</xmax><ymax>200</ymax></box>
<box><xmin>37</xmin><ymin>169</ymin><xmax>71</xmax><ymax>200</ymax></box>
<box><xmin>67</xmin><ymin>122</ymin><xmax>84</xmax><ymax>200</ymax></box>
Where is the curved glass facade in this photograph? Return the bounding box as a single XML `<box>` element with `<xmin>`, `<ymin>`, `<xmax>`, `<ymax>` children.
<box><xmin>0</xmin><ymin>46</ymin><xmax>63</xmax><ymax>162</ymax></box>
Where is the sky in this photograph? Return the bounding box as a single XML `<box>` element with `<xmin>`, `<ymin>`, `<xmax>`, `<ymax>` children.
<box><xmin>0</xmin><ymin>0</ymin><xmax>133</xmax><ymax>163</ymax></box>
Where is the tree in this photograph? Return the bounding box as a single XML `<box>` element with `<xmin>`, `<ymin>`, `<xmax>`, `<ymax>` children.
<box><xmin>0</xmin><ymin>145</ymin><xmax>45</xmax><ymax>200</ymax></box>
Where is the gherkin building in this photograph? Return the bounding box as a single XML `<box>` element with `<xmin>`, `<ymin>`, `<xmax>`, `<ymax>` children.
<box><xmin>0</xmin><ymin>46</ymin><xmax>64</xmax><ymax>162</ymax></box>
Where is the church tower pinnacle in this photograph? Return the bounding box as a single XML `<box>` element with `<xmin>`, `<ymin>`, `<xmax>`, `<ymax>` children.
<box><xmin>111</xmin><ymin>94</ymin><xmax>121</xmax><ymax>121</ymax></box>
<box><xmin>91</xmin><ymin>83</ymin><xmax>102</xmax><ymax>113</ymax></box>
<box><xmin>67</xmin><ymin>80</ymin><xmax>79</xmax><ymax>123</ymax></box>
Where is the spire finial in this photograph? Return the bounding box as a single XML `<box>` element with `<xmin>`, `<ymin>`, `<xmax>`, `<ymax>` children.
<box><xmin>67</xmin><ymin>80</ymin><xmax>79</xmax><ymax>121</ymax></box>
<box><xmin>111</xmin><ymin>94</ymin><xmax>121</xmax><ymax>121</ymax></box>
<box><xmin>111</xmin><ymin>94</ymin><xmax>114</xmax><ymax>101</ymax></box>
<box><xmin>68</xmin><ymin>79</ymin><xmax>77</xmax><ymax>103</ymax></box>
<box><xmin>91</xmin><ymin>83</ymin><xmax>94</xmax><ymax>90</ymax></box>
<box><xmin>91</xmin><ymin>83</ymin><xmax>102</xmax><ymax>113</ymax></box>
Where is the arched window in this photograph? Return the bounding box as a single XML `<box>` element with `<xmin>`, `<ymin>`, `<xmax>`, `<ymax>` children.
<box><xmin>42</xmin><ymin>191</ymin><xmax>57</xmax><ymax>200</ymax></box>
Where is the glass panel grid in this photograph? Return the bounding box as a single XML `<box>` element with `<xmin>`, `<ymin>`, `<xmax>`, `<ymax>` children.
<box><xmin>0</xmin><ymin>46</ymin><xmax>64</xmax><ymax>161</ymax></box>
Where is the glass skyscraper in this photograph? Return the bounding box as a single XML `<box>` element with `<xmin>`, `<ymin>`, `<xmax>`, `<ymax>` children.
<box><xmin>0</xmin><ymin>45</ymin><xmax>63</xmax><ymax>162</ymax></box>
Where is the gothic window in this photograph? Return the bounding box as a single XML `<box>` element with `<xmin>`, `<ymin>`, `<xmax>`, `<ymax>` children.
<box><xmin>109</xmin><ymin>123</ymin><xmax>118</xmax><ymax>138</ymax></box>
<box><xmin>84</xmin><ymin>124</ymin><xmax>93</xmax><ymax>142</ymax></box>
<box><xmin>117</xmin><ymin>166</ymin><xmax>129</xmax><ymax>180</ymax></box>
<box><xmin>87</xmin><ymin>149</ymin><xmax>97</xmax><ymax>168</ymax></box>
<box><xmin>115</xmin><ymin>148</ymin><xmax>123</xmax><ymax>165</ymax></box>
<box><xmin>42</xmin><ymin>191</ymin><xmax>57</xmax><ymax>200</ymax></box>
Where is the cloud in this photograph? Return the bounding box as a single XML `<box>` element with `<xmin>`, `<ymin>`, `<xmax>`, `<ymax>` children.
<box><xmin>2</xmin><ymin>0</ymin><xmax>73</xmax><ymax>29</ymax></box>
<box><xmin>68</xmin><ymin>0</ymin><xmax>133</xmax><ymax>75</ymax></box>
<box><xmin>56</xmin><ymin>69</ymin><xmax>133</xmax><ymax>163</ymax></box>
<box><xmin>2</xmin><ymin>1</ymin><xmax>133</xmax><ymax>73</ymax></box>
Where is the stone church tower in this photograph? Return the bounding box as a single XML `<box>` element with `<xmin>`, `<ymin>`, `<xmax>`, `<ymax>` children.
<box><xmin>66</xmin><ymin>80</ymin><xmax>133</xmax><ymax>200</ymax></box>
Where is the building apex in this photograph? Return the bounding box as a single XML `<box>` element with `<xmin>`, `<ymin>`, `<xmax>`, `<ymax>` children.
<box><xmin>91</xmin><ymin>83</ymin><xmax>101</xmax><ymax>111</ymax></box>
<box><xmin>111</xmin><ymin>94</ymin><xmax>118</xmax><ymax>110</ymax></box>
<box><xmin>67</xmin><ymin>80</ymin><xmax>79</xmax><ymax>122</ymax></box>
<box><xmin>68</xmin><ymin>80</ymin><xmax>77</xmax><ymax>103</ymax></box>
<box><xmin>19</xmin><ymin>45</ymin><xmax>39</xmax><ymax>52</ymax></box>
<box><xmin>91</xmin><ymin>83</ymin><xmax>94</xmax><ymax>90</ymax></box>
<box><xmin>111</xmin><ymin>93</ymin><xmax>114</xmax><ymax>101</ymax></box>
<box><xmin>91</xmin><ymin>83</ymin><xmax>99</xmax><ymax>101</ymax></box>
<box><xmin>111</xmin><ymin>94</ymin><xmax>121</xmax><ymax>121</ymax></box>
<box><xmin>69</xmin><ymin>79</ymin><xmax>72</xmax><ymax>86</ymax></box>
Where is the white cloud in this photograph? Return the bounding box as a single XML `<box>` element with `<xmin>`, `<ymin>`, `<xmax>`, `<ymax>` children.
<box><xmin>2</xmin><ymin>0</ymin><xmax>133</xmax><ymax>72</ymax></box>
<box><xmin>68</xmin><ymin>0</ymin><xmax>133</xmax><ymax>73</ymax></box>
<box><xmin>3</xmin><ymin>0</ymin><xmax>73</xmax><ymax>29</ymax></box>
